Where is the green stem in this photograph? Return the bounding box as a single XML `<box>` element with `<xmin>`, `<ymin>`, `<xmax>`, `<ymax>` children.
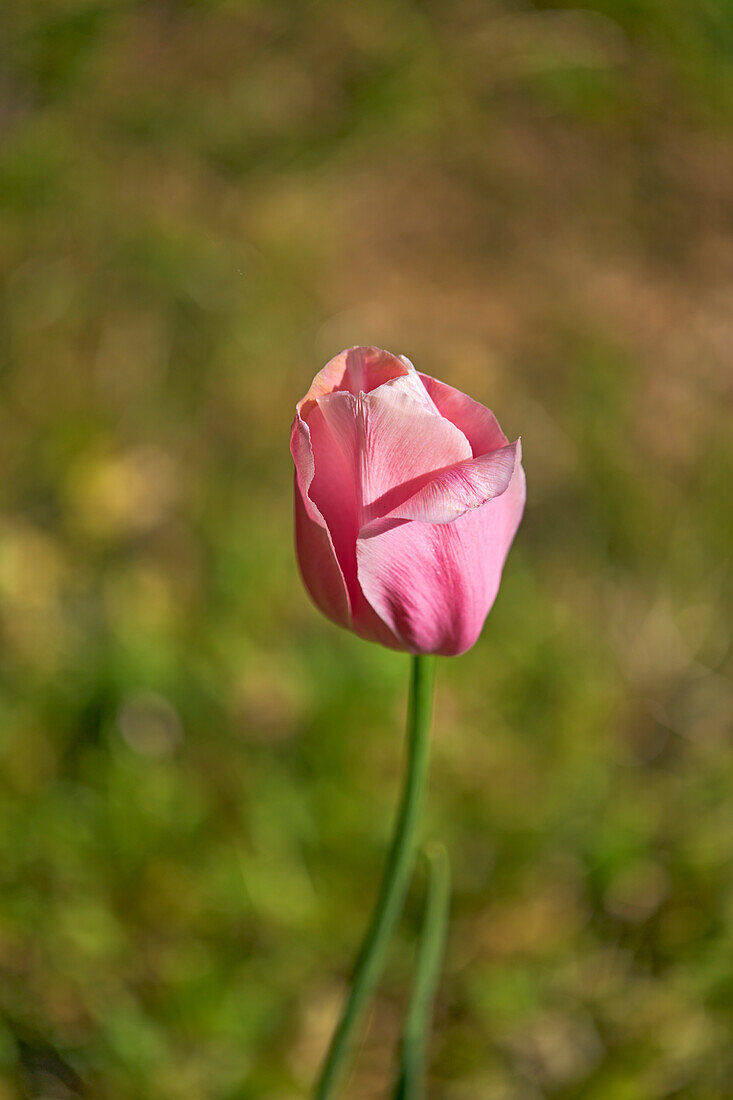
<box><xmin>392</xmin><ymin>843</ymin><xmax>451</xmax><ymax>1100</ymax></box>
<box><xmin>314</xmin><ymin>654</ymin><xmax>436</xmax><ymax>1100</ymax></box>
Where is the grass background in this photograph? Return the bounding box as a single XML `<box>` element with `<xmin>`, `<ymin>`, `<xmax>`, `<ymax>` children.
<box><xmin>1</xmin><ymin>1</ymin><xmax>732</xmax><ymax>1097</ymax></box>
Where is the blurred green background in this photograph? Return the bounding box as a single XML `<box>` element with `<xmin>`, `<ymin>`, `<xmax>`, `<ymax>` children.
<box><xmin>1</xmin><ymin>1</ymin><xmax>732</xmax><ymax>1097</ymax></box>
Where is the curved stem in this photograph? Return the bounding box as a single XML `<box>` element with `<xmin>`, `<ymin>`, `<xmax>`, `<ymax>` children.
<box><xmin>392</xmin><ymin>843</ymin><xmax>451</xmax><ymax>1100</ymax></box>
<box><xmin>314</xmin><ymin>654</ymin><xmax>436</xmax><ymax>1100</ymax></box>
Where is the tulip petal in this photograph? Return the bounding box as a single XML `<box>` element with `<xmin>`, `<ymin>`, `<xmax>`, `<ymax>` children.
<box><xmin>356</xmin><ymin>456</ymin><xmax>526</xmax><ymax>656</ymax></box>
<box><xmin>374</xmin><ymin>440</ymin><xmax>519</xmax><ymax>525</ymax></box>
<box><xmin>294</xmin><ymin>480</ymin><xmax>353</xmax><ymax>629</ymax></box>
<box><xmin>302</xmin><ymin>403</ymin><xmax>360</xmax><ymax>599</ymax></box>
<box><xmin>290</xmin><ymin>413</ymin><xmax>352</xmax><ymax>628</ymax></box>
<box><xmin>418</xmin><ymin>373</ymin><xmax>508</xmax><ymax>456</ymax></box>
<box><xmin>316</xmin><ymin>373</ymin><xmax>472</xmax><ymax>525</ymax></box>
<box><xmin>298</xmin><ymin>346</ymin><xmax>410</xmax><ymax>419</ymax></box>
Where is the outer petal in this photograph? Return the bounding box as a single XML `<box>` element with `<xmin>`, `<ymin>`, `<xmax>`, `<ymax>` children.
<box><xmin>304</xmin><ymin>402</ymin><xmax>360</xmax><ymax>603</ymax></box>
<box><xmin>356</xmin><ymin>447</ymin><xmax>526</xmax><ymax>655</ymax></box>
<box><xmin>373</xmin><ymin>440</ymin><xmax>519</xmax><ymax>525</ymax></box>
<box><xmin>418</xmin><ymin>373</ymin><xmax>508</xmax><ymax>456</ymax></box>
<box><xmin>290</xmin><ymin>413</ymin><xmax>351</xmax><ymax>629</ymax></box>
<box><xmin>291</xmin><ymin>402</ymin><xmax>403</xmax><ymax>651</ymax></box>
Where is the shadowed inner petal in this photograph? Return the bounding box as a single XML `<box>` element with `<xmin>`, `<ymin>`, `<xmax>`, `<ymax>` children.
<box><xmin>299</xmin><ymin>347</ymin><xmax>411</xmax><ymax>419</ymax></box>
<box><xmin>340</xmin><ymin>346</ymin><xmax>411</xmax><ymax>395</ymax></box>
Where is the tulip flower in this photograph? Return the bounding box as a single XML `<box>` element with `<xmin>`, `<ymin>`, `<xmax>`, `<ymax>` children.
<box><xmin>292</xmin><ymin>347</ymin><xmax>525</xmax><ymax>1099</ymax></box>
<box><xmin>291</xmin><ymin>346</ymin><xmax>525</xmax><ymax>656</ymax></box>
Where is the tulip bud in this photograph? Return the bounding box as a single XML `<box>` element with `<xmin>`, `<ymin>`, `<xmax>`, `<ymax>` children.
<box><xmin>291</xmin><ymin>347</ymin><xmax>525</xmax><ymax>656</ymax></box>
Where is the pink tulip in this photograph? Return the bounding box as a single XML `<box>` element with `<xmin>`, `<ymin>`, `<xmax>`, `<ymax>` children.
<box><xmin>291</xmin><ymin>346</ymin><xmax>525</xmax><ymax>656</ymax></box>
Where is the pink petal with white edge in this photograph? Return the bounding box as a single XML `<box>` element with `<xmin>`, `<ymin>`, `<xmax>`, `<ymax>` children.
<box><xmin>356</xmin><ymin>452</ymin><xmax>526</xmax><ymax>656</ymax></box>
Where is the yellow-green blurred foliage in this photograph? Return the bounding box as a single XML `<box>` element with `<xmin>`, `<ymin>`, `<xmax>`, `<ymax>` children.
<box><xmin>1</xmin><ymin>1</ymin><xmax>732</xmax><ymax>1097</ymax></box>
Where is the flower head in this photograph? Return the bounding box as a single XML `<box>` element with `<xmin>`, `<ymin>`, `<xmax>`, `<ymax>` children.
<box><xmin>291</xmin><ymin>347</ymin><xmax>525</xmax><ymax>655</ymax></box>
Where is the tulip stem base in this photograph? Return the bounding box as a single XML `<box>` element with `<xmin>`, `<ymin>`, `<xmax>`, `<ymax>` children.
<box><xmin>313</xmin><ymin>653</ymin><xmax>436</xmax><ymax>1100</ymax></box>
